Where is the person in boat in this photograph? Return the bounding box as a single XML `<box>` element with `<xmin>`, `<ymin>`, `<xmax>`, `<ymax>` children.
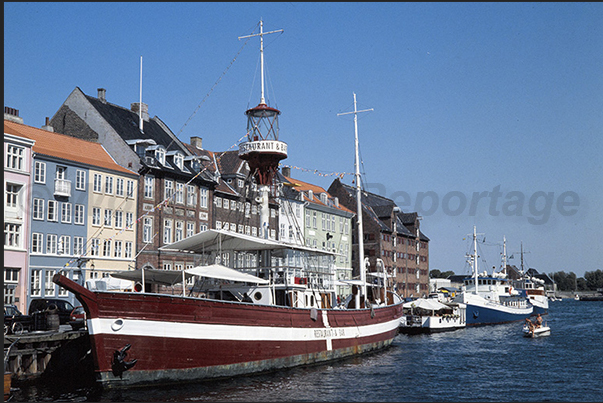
<box><xmin>535</xmin><ymin>313</ymin><xmax>543</xmax><ymax>328</ymax></box>
<box><xmin>525</xmin><ymin>317</ymin><xmax>535</xmax><ymax>335</ymax></box>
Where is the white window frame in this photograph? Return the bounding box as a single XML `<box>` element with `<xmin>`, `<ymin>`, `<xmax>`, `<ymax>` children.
<box><xmin>93</xmin><ymin>173</ymin><xmax>102</xmax><ymax>193</ymax></box>
<box><xmin>5</xmin><ymin>144</ymin><xmax>24</xmax><ymax>170</ymax></box>
<box><xmin>47</xmin><ymin>200</ymin><xmax>58</xmax><ymax>222</ymax></box>
<box><xmin>75</xmin><ymin>170</ymin><xmax>86</xmax><ymax>191</ymax></box>
<box><xmin>61</xmin><ymin>202</ymin><xmax>72</xmax><ymax>223</ymax></box>
<box><xmin>144</xmin><ymin>176</ymin><xmax>154</xmax><ymax>199</ymax></box>
<box><xmin>32</xmin><ymin>232</ymin><xmax>43</xmax><ymax>253</ymax></box>
<box><xmin>33</xmin><ymin>198</ymin><xmax>45</xmax><ymax>220</ymax></box>
<box><xmin>74</xmin><ymin>204</ymin><xmax>85</xmax><ymax>225</ymax></box>
<box><xmin>34</xmin><ymin>161</ymin><xmax>46</xmax><ymax>183</ymax></box>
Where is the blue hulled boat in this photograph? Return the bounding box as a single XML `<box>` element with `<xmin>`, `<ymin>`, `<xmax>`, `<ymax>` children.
<box><xmin>453</xmin><ymin>227</ymin><xmax>533</xmax><ymax>326</ymax></box>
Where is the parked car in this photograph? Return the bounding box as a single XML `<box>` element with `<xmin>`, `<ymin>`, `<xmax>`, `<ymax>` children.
<box><xmin>69</xmin><ymin>306</ymin><xmax>86</xmax><ymax>331</ymax></box>
<box><xmin>28</xmin><ymin>298</ymin><xmax>75</xmax><ymax>325</ymax></box>
<box><xmin>4</xmin><ymin>304</ymin><xmax>34</xmax><ymax>335</ymax></box>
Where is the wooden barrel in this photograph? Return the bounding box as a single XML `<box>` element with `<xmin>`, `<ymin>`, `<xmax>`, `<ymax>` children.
<box><xmin>46</xmin><ymin>305</ymin><xmax>60</xmax><ymax>331</ymax></box>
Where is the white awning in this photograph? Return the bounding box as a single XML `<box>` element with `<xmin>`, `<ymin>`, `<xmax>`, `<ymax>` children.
<box><xmin>185</xmin><ymin>264</ymin><xmax>269</xmax><ymax>284</ymax></box>
<box><xmin>160</xmin><ymin>229</ymin><xmax>339</xmax><ymax>256</ymax></box>
<box><xmin>403</xmin><ymin>298</ymin><xmax>450</xmax><ymax>311</ymax></box>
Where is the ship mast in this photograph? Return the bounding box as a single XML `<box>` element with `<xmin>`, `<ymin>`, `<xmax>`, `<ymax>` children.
<box><xmin>338</xmin><ymin>93</ymin><xmax>372</xmax><ymax>307</ymax></box>
<box><xmin>238</xmin><ymin>20</ymin><xmax>286</xmax><ymax>239</ymax></box>
<box><xmin>473</xmin><ymin>226</ymin><xmax>478</xmax><ymax>295</ymax></box>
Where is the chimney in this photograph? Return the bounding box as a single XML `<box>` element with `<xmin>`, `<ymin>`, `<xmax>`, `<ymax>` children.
<box><xmin>334</xmin><ymin>197</ymin><xmax>339</xmax><ymax>208</ymax></box>
<box><xmin>190</xmin><ymin>136</ymin><xmax>203</xmax><ymax>150</ymax></box>
<box><xmin>42</xmin><ymin>117</ymin><xmax>54</xmax><ymax>132</ymax></box>
<box><xmin>97</xmin><ymin>88</ymin><xmax>106</xmax><ymax>103</ymax></box>
<box><xmin>131</xmin><ymin>102</ymin><xmax>149</xmax><ymax>122</ymax></box>
<box><xmin>4</xmin><ymin>106</ymin><xmax>24</xmax><ymax>124</ymax></box>
<box><xmin>282</xmin><ymin>166</ymin><xmax>291</xmax><ymax>177</ymax></box>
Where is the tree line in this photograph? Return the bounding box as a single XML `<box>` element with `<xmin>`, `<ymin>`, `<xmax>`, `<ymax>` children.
<box><xmin>429</xmin><ymin>269</ymin><xmax>603</xmax><ymax>292</ymax></box>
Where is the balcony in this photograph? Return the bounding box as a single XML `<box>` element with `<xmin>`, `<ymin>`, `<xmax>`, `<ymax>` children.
<box><xmin>54</xmin><ymin>179</ymin><xmax>72</xmax><ymax>197</ymax></box>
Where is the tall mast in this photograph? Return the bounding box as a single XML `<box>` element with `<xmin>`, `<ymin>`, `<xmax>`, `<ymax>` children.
<box><xmin>473</xmin><ymin>225</ymin><xmax>478</xmax><ymax>294</ymax></box>
<box><xmin>139</xmin><ymin>56</ymin><xmax>143</xmax><ymax>131</ymax></box>
<box><xmin>239</xmin><ymin>19</ymin><xmax>283</xmax><ymax>105</ymax></box>
<box><xmin>501</xmin><ymin>235</ymin><xmax>507</xmax><ymax>276</ymax></box>
<box><xmin>338</xmin><ymin>93</ymin><xmax>373</xmax><ymax>306</ymax></box>
<box><xmin>238</xmin><ymin>20</ymin><xmax>287</xmax><ymax>240</ymax></box>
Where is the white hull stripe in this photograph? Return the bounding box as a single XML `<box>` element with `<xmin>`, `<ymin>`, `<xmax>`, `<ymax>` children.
<box><xmin>88</xmin><ymin>317</ymin><xmax>399</xmax><ymax>342</ymax></box>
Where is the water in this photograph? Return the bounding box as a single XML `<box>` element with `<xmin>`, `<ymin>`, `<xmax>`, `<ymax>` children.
<box><xmin>9</xmin><ymin>299</ymin><xmax>603</xmax><ymax>402</ymax></box>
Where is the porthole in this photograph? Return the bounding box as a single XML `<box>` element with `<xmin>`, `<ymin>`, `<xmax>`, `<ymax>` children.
<box><xmin>254</xmin><ymin>292</ymin><xmax>262</xmax><ymax>301</ymax></box>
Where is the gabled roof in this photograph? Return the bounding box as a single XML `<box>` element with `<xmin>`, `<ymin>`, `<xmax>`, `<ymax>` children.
<box><xmin>82</xmin><ymin>91</ymin><xmax>186</xmax><ymax>154</ymax></box>
<box><xmin>4</xmin><ymin>120</ymin><xmax>136</xmax><ymax>175</ymax></box>
<box><xmin>280</xmin><ymin>175</ymin><xmax>354</xmax><ymax>215</ymax></box>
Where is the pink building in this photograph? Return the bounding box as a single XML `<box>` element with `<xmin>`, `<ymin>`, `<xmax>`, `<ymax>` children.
<box><xmin>4</xmin><ymin>109</ymin><xmax>35</xmax><ymax>313</ymax></box>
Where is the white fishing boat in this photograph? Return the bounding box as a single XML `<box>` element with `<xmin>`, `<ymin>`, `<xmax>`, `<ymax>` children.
<box><xmin>399</xmin><ymin>298</ymin><xmax>466</xmax><ymax>334</ymax></box>
<box><xmin>510</xmin><ymin>242</ymin><xmax>549</xmax><ymax>315</ymax></box>
<box><xmin>453</xmin><ymin>227</ymin><xmax>533</xmax><ymax>326</ymax></box>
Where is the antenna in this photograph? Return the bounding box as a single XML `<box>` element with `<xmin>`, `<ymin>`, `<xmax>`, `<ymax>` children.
<box><xmin>338</xmin><ymin>93</ymin><xmax>373</xmax><ymax>305</ymax></box>
<box><xmin>239</xmin><ymin>20</ymin><xmax>283</xmax><ymax>105</ymax></box>
<box><xmin>139</xmin><ymin>55</ymin><xmax>143</xmax><ymax>131</ymax></box>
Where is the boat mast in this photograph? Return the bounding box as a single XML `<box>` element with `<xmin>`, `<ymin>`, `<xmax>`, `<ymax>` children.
<box><xmin>473</xmin><ymin>226</ymin><xmax>478</xmax><ymax>294</ymax></box>
<box><xmin>338</xmin><ymin>93</ymin><xmax>372</xmax><ymax>307</ymax></box>
<box><xmin>501</xmin><ymin>235</ymin><xmax>507</xmax><ymax>276</ymax></box>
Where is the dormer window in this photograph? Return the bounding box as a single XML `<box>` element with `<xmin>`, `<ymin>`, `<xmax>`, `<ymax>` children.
<box><xmin>320</xmin><ymin>193</ymin><xmax>328</xmax><ymax>204</ymax></box>
<box><xmin>155</xmin><ymin>148</ymin><xmax>166</xmax><ymax>165</ymax></box>
<box><xmin>174</xmin><ymin>153</ymin><xmax>184</xmax><ymax>170</ymax></box>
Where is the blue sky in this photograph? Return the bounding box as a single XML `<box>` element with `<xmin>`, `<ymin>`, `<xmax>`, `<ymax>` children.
<box><xmin>5</xmin><ymin>2</ymin><xmax>602</xmax><ymax>278</ymax></box>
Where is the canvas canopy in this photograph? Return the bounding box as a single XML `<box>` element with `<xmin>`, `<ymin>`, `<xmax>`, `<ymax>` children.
<box><xmin>185</xmin><ymin>264</ymin><xmax>269</xmax><ymax>284</ymax></box>
<box><xmin>403</xmin><ymin>298</ymin><xmax>450</xmax><ymax>311</ymax></box>
<box><xmin>159</xmin><ymin>229</ymin><xmax>339</xmax><ymax>256</ymax></box>
<box><xmin>111</xmin><ymin>268</ymin><xmax>189</xmax><ymax>286</ymax></box>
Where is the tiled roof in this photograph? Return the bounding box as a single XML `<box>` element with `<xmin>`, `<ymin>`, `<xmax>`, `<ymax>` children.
<box><xmin>281</xmin><ymin>175</ymin><xmax>354</xmax><ymax>214</ymax></box>
<box><xmin>4</xmin><ymin>120</ymin><xmax>136</xmax><ymax>175</ymax></box>
<box><xmin>83</xmin><ymin>93</ymin><xmax>186</xmax><ymax>153</ymax></box>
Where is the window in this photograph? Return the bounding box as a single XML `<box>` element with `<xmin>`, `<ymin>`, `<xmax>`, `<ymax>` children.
<box><xmin>199</xmin><ymin>187</ymin><xmax>208</xmax><ymax>208</ymax></box>
<box><xmin>46</xmin><ymin>234</ymin><xmax>58</xmax><ymax>254</ymax></box>
<box><xmin>92</xmin><ymin>207</ymin><xmax>101</xmax><ymax>226</ymax></box>
<box><xmin>105</xmin><ymin>176</ymin><xmax>113</xmax><ymax>194</ymax></box>
<box><xmin>114</xmin><ymin>211</ymin><xmax>123</xmax><ymax>228</ymax></box>
<box><xmin>163</xmin><ymin>262</ymin><xmax>172</xmax><ymax>271</ymax></box>
<box><xmin>175</xmin><ymin>182</ymin><xmax>184</xmax><ymax>204</ymax></box>
<box><xmin>61</xmin><ymin>202</ymin><xmax>72</xmax><ymax>223</ymax></box>
<box><xmin>47</xmin><ymin>200</ymin><xmax>58</xmax><ymax>222</ymax></box>
<box><xmin>245</xmin><ymin>202</ymin><xmax>251</xmax><ymax>217</ymax></box>
<box><xmin>175</xmin><ymin>220</ymin><xmax>184</xmax><ymax>242</ymax></box>
<box><xmin>5</xmin><ymin>144</ymin><xmax>24</xmax><ymax>170</ymax></box>
<box><xmin>103</xmin><ymin>239</ymin><xmax>112</xmax><ymax>257</ymax></box>
<box><xmin>74</xmin><ymin>237</ymin><xmax>84</xmax><ymax>256</ymax></box>
<box><xmin>91</xmin><ymin>238</ymin><xmax>100</xmax><ymax>256</ymax></box>
<box><xmin>58</xmin><ymin>270</ymin><xmax>69</xmax><ymax>296</ymax></box>
<box><xmin>187</xmin><ymin>185</ymin><xmax>197</xmax><ymax>206</ymax></box>
<box><xmin>4</xmin><ymin>268</ymin><xmax>19</xmax><ymax>283</ymax></box>
<box><xmin>104</xmin><ymin>209</ymin><xmax>112</xmax><ymax>227</ymax></box>
<box><xmin>164</xmin><ymin>180</ymin><xmax>174</xmax><ymax>200</ymax></box>
<box><xmin>186</xmin><ymin>221</ymin><xmax>195</xmax><ymax>238</ymax></box>
<box><xmin>33</xmin><ymin>198</ymin><xmax>45</xmax><ymax>220</ymax></box>
<box><xmin>125</xmin><ymin>212</ymin><xmax>133</xmax><ymax>230</ymax></box>
<box><xmin>93</xmin><ymin>173</ymin><xmax>102</xmax><ymax>193</ymax></box>
<box><xmin>4</xmin><ymin>222</ymin><xmax>21</xmax><ymax>248</ymax></box>
<box><xmin>215</xmin><ymin>197</ymin><xmax>222</xmax><ymax>208</ymax></box>
<box><xmin>59</xmin><ymin>235</ymin><xmax>70</xmax><ymax>255</ymax></box>
<box><xmin>144</xmin><ymin>176</ymin><xmax>154</xmax><ymax>199</ymax></box>
<box><xmin>30</xmin><ymin>270</ymin><xmax>42</xmax><ymax>297</ymax></box>
<box><xmin>124</xmin><ymin>242</ymin><xmax>133</xmax><ymax>259</ymax></box>
<box><xmin>116</xmin><ymin>178</ymin><xmax>124</xmax><ymax>197</ymax></box>
<box><xmin>126</xmin><ymin>180</ymin><xmax>135</xmax><ymax>198</ymax></box>
<box><xmin>35</xmin><ymin>161</ymin><xmax>46</xmax><ymax>183</ymax></box>
<box><xmin>155</xmin><ymin>148</ymin><xmax>165</xmax><ymax>165</ymax></box>
<box><xmin>75</xmin><ymin>170</ymin><xmax>86</xmax><ymax>190</ymax></box>
<box><xmin>55</xmin><ymin>166</ymin><xmax>66</xmax><ymax>180</ymax></box>
<box><xmin>114</xmin><ymin>240</ymin><xmax>122</xmax><ymax>258</ymax></box>
<box><xmin>32</xmin><ymin>233</ymin><xmax>43</xmax><ymax>253</ymax></box>
<box><xmin>174</xmin><ymin>153</ymin><xmax>184</xmax><ymax>170</ymax></box>
<box><xmin>223</xmin><ymin>199</ymin><xmax>229</xmax><ymax>210</ymax></box>
<box><xmin>74</xmin><ymin>204</ymin><xmax>85</xmax><ymax>225</ymax></box>
<box><xmin>45</xmin><ymin>270</ymin><xmax>56</xmax><ymax>296</ymax></box>
<box><xmin>5</xmin><ymin>183</ymin><xmax>21</xmax><ymax>209</ymax></box>
<box><xmin>163</xmin><ymin>219</ymin><xmax>173</xmax><ymax>244</ymax></box>
<box><xmin>143</xmin><ymin>217</ymin><xmax>153</xmax><ymax>243</ymax></box>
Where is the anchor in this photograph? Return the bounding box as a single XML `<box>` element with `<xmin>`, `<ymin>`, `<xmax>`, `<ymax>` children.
<box><xmin>112</xmin><ymin>343</ymin><xmax>138</xmax><ymax>377</ymax></box>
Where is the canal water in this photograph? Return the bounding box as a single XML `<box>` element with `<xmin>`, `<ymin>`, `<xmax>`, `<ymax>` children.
<box><xmin>9</xmin><ymin>299</ymin><xmax>603</xmax><ymax>402</ymax></box>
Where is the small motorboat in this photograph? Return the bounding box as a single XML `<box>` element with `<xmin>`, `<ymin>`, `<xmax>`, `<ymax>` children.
<box><xmin>523</xmin><ymin>324</ymin><xmax>551</xmax><ymax>338</ymax></box>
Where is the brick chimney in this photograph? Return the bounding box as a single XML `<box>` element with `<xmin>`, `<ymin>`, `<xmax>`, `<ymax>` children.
<box><xmin>42</xmin><ymin>117</ymin><xmax>54</xmax><ymax>132</ymax></box>
<box><xmin>190</xmin><ymin>136</ymin><xmax>203</xmax><ymax>150</ymax></box>
<box><xmin>97</xmin><ymin>88</ymin><xmax>106</xmax><ymax>103</ymax></box>
<box><xmin>131</xmin><ymin>102</ymin><xmax>149</xmax><ymax>122</ymax></box>
<box><xmin>4</xmin><ymin>106</ymin><xmax>23</xmax><ymax>124</ymax></box>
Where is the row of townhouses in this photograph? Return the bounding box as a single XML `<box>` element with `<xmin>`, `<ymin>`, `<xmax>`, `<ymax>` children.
<box><xmin>4</xmin><ymin>87</ymin><xmax>429</xmax><ymax>313</ymax></box>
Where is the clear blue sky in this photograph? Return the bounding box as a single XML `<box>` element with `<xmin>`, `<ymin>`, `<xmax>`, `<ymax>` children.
<box><xmin>5</xmin><ymin>2</ymin><xmax>602</xmax><ymax>278</ymax></box>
